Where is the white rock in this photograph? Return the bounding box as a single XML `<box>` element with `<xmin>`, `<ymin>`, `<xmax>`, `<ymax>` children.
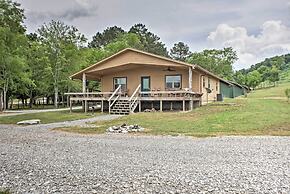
<box><xmin>17</xmin><ymin>119</ymin><xmax>41</xmax><ymax>125</ymax></box>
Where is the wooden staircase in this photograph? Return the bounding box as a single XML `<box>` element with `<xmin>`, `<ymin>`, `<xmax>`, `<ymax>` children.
<box><xmin>108</xmin><ymin>84</ymin><xmax>141</xmax><ymax>115</ymax></box>
<box><xmin>110</xmin><ymin>100</ymin><xmax>131</xmax><ymax>115</ymax></box>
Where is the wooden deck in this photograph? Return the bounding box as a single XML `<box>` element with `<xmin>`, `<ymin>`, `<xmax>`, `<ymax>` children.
<box><xmin>65</xmin><ymin>89</ymin><xmax>203</xmax><ymax>114</ymax></box>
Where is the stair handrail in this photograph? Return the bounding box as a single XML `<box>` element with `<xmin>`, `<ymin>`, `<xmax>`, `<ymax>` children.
<box><xmin>108</xmin><ymin>85</ymin><xmax>121</xmax><ymax>102</ymax></box>
<box><xmin>129</xmin><ymin>84</ymin><xmax>141</xmax><ymax>113</ymax></box>
<box><xmin>129</xmin><ymin>84</ymin><xmax>141</xmax><ymax>102</ymax></box>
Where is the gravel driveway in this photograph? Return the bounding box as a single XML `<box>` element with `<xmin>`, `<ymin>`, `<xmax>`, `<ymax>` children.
<box><xmin>0</xmin><ymin>124</ymin><xmax>289</xmax><ymax>194</ymax></box>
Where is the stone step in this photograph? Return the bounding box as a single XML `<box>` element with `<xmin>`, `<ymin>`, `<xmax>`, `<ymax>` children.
<box><xmin>114</xmin><ymin>105</ymin><xmax>130</xmax><ymax>107</ymax></box>
<box><xmin>114</xmin><ymin>102</ymin><xmax>130</xmax><ymax>105</ymax></box>
<box><xmin>110</xmin><ymin>111</ymin><xmax>130</xmax><ymax>115</ymax></box>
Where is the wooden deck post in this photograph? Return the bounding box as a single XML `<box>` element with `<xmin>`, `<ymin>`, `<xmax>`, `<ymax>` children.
<box><xmin>85</xmin><ymin>100</ymin><xmax>88</xmax><ymax>113</ymax></box>
<box><xmin>101</xmin><ymin>100</ymin><xmax>104</xmax><ymax>113</ymax></box>
<box><xmin>183</xmin><ymin>100</ymin><xmax>185</xmax><ymax>111</ymax></box>
<box><xmin>139</xmin><ymin>100</ymin><xmax>141</xmax><ymax>112</ymax></box>
<box><xmin>160</xmin><ymin>100</ymin><xmax>163</xmax><ymax>112</ymax></box>
<box><xmin>82</xmin><ymin>73</ymin><xmax>86</xmax><ymax>112</ymax></box>
<box><xmin>189</xmin><ymin>66</ymin><xmax>193</xmax><ymax>92</ymax></box>
<box><xmin>189</xmin><ymin>66</ymin><xmax>193</xmax><ymax>110</ymax></box>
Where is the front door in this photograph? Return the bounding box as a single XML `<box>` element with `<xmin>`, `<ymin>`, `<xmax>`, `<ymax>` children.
<box><xmin>141</xmin><ymin>76</ymin><xmax>150</xmax><ymax>92</ymax></box>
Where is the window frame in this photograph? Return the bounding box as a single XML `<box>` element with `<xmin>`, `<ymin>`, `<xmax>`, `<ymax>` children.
<box><xmin>216</xmin><ymin>82</ymin><xmax>219</xmax><ymax>91</ymax></box>
<box><xmin>208</xmin><ymin>78</ymin><xmax>211</xmax><ymax>89</ymax></box>
<box><xmin>165</xmin><ymin>74</ymin><xmax>182</xmax><ymax>90</ymax></box>
<box><xmin>202</xmin><ymin>77</ymin><xmax>206</xmax><ymax>88</ymax></box>
<box><xmin>113</xmin><ymin>77</ymin><xmax>127</xmax><ymax>91</ymax></box>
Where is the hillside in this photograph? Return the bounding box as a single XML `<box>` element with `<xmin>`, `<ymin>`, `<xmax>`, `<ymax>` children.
<box><xmin>246</xmin><ymin>54</ymin><xmax>290</xmax><ymax>73</ymax></box>
<box><xmin>235</xmin><ymin>53</ymin><xmax>290</xmax><ymax>88</ymax></box>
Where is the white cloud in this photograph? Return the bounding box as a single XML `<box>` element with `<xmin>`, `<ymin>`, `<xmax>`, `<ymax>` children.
<box><xmin>207</xmin><ymin>20</ymin><xmax>290</xmax><ymax>70</ymax></box>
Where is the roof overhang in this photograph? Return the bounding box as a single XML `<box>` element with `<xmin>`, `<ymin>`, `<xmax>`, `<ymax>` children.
<box><xmin>70</xmin><ymin>48</ymin><xmax>227</xmax><ymax>83</ymax></box>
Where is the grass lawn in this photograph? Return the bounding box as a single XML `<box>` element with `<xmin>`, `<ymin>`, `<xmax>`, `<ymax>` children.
<box><xmin>0</xmin><ymin>110</ymin><xmax>99</xmax><ymax>124</ymax></box>
<box><xmin>249</xmin><ymin>82</ymin><xmax>290</xmax><ymax>99</ymax></box>
<box><xmin>58</xmin><ymin>82</ymin><xmax>290</xmax><ymax>137</ymax></box>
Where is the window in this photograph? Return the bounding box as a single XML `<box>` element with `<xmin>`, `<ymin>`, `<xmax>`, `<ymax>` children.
<box><xmin>113</xmin><ymin>77</ymin><xmax>127</xmax><ymax>90</ymax></box>
<box><xmin>165</xmin><ymin>75</ymin><xmax>181</xmax><ymax>89</ymax></box>
<box><xmin>208</xmin><ymin>78</ymin><xmax>211</xmax><ymax>89</ymax></box>
<box><xmin>216</xmin><ymin>82</ymin><xmax>218</xmax><ymax>91</ymax></box>
<box><xmin>203</xmin><ymin>77</ymin><xmax>206</xmax><ymax>88</ymax></box>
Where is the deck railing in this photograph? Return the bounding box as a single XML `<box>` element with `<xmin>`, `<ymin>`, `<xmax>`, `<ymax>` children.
<box><xmin>66</xmin><ymin>90</ymin><xmax>202</xmax><ymax>100</ymax></box>
<box><xmin>108</xmin><ymin>85</ymin><xmax>122</xmax><ymax>114</ymax></box>
<box><xmin>65</xmin><ymin>92</ymin><xmax>113</xmax><ymax>99</ymax></box>
<box><xmin>129</xmin><ymin>84</ymin><xmax>141</xmax><ymax>113</ymax></box>
<box><xmin>139</xmin><ymin>90</ymin><xmax>202</xmax><ymax>99</ymax></box>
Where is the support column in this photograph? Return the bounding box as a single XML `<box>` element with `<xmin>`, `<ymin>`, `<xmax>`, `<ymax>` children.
<box><xmin>189</xmin><ymin>66</ymin><xmax>193</xmax><ymax>110</ymax></box>
<box><xmin>82</xmin><ymin>73</ymin><xmax>86</xmax><ymax>93</ymax></box>
<box><xmin>85</xmin><ymin>100</ymin><xmax>88</xmax><ymax>113</ymax></box>
<box><xmin>139</xmin><ymin>100</ymin><xmax>141</xmax><ymax>112</ymax></box>
<box><xmin>183</xmin><ymin>100</ymin><xmax>185</xmax><ymax>111</ymax></box>
<box><xmin>101</xmin><ymin>100</ymin><xmax>104</xmax><ymax>113</ymax></box>
<box><xmin>82</xmin><ymin>73</ymin><xmax>87</xmax><ymax>113</ymax></box>
<box><xmin>160</xmin><ymin>100</ymin><xmax>163</xmax><ymax>112</ymax></box>
<box><xmin>188</xmin><ymin>66</ymin><xmax>193</xmax><ymax>92</ymax></box>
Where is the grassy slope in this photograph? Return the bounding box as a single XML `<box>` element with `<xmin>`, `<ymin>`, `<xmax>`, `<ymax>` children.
<box><xmin>0</xmin><ymin>110</ymin><xmax>99</xmax><ymax>124</ymax></box>
<box><xmin>59</xmin><ymin>82</ymin><xmax>290</xmax><ymax>136</ymax></box>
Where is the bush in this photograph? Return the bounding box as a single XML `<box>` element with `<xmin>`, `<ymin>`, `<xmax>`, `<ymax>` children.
<box><xmin>0</xmin><ymin>189</ymin><xmax>11</xmax><ymax>194</ymax></box>
<box><xmin>285</xmin><ymin>88</ymin><xmax>290</xmax><ymax>101</ymax></box>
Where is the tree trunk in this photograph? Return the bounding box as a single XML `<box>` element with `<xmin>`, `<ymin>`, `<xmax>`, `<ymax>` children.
<box><xmin>10</xmin><ymin>97</ymin><xmax>13</xmax><ymax>109</ymax></box>
<box><xmin>0</xmin><ymin>91</ymin><xmax>3</xmax><ymax>112</ymax></box>
<box><xmin>61</xmin><ymin>95</ymin><xmax>64</xmax><ymax>107</ymax></box>
<box><xmin>3</xmin><ymin>88</ymin><xmax>7</xmax><ymax>111</ymax></box>
<box><xmin>21</xmin><ymin>98</ymin><xmax>25</xmax><ymax>109</ymax></box>
<box><xmin>29</xmin><ymin>92</ymin><xmax>33</xmax><ymax>109</ymax></box>
<box><xmin>54</xmin><ymin>86</ymin><xmax>58</xmax><ymax>108</ymax></box>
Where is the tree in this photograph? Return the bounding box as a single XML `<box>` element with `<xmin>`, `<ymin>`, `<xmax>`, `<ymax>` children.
<box><xmin>268</xmin><ymin>66</ymin><xmax>280</xmax><ymax>86</ymax></box>
<box><xmin>187</xmin><ymin>47</ymin><xmax>238</xmax><ymax>80</ymax></box>
<box><xmin>129</xmin><ymin>23</ymin><xmax>168</xmax><ymax>56</ymax></box>
<box><xmin>0</xmin><ymin>0</ymin><xmax>27</xmax><ymax>111</ymax></box>
<box><xmin>24</xmin><ymin>33</ymin><xmax>51</xmax><ymax>108</ymax></box>
<box><xmin>37</xmin><ymin>20</ymin><xmax>86</xmax><ymax>108</ymax></box>
<box><xmin>88</xmin><ymin>26</ymin><xmax>125</xmax><ymax>48</ymax></box>
<box><xmin>234</xmin><ymin>71</ymin><xmax>247</xmax><ymax>85</ymax></box>
<box><xmin>246</xmin><ymin>70</ymin><xmax>262</xmax><ymax>89</ymax></box>
<box><xmin>170</xmin><ymin>42</ymin><xmax>191</xmax><ymax>61</ymax></box>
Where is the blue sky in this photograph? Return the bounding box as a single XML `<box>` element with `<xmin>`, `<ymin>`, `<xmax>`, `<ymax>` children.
<box><xmin>17</xmin><ymin>0</ymin><xmax>290</xmax><ymax>70</ymax></box>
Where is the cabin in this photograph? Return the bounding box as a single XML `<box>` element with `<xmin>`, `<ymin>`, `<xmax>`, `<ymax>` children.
<box><xmin>66</xmin><ymin>48</ymin><xmax>226</xmax><ymax>114</ymax></box>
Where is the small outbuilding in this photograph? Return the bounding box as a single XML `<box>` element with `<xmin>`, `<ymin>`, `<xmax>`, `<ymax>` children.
<box><xmin>220</xmin><ymin>80</ymin><xmax>247</xmax><ymax>98</ymax></box>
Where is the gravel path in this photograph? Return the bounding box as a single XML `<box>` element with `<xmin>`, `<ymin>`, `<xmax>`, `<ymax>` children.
<box><xmin>0</xmin><ymin>124</ymin><xmax>289</xmax><ymax>193</ymax></box>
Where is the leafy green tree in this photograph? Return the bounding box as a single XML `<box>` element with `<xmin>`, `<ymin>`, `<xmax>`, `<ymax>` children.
<box><xmin>234</xmin><ymin>71</ymin><xmax>247</xmax><ymax>85</ymax></box>
<box><xmin>104</xmin><ymin>33</ymin><xmax>143</xmax><ymax>54</ymax></box>
<box><xmin>187</xmin><ymin>47</ymin><xmax>237</xmax><ymax>80</ymax></box>
<box><xmin>129</xmin><ymin>23</ymin><xmax>168</xmax><ymax>56</ymax></box>
<box><xmin>24</xmin><ymin>33</ymin><xmax>51</xmax><ymax>108</ymax></box>
<box><xmin>88</xmin><ymin>26</ymin><xmax>125</xmax><ymax>48</ymax></box>
<box><xmin>170</xmin><ymin>42</ymin><xmax>191</xmax><ymax>61</ymax></box>
<box><xmin>37</xmin><ymin>20</ymin><xmax>86</xmax><ymax>108</ymax></box>
<box><xmin>246</xmin><ymin>70</ymin><xmax>262</xmax><ymax>89</ymax></box>
<box><xmin>0</xmin><ymin>0</ymin><xmax>27</xmax><ymax>111</ymax></box>
<box><xmin>268</xmin><ymin>66</ymin><xmax>280</xmax><ymax>86</ymax></box>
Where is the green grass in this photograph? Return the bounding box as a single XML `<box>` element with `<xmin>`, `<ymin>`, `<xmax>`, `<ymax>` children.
<box><xmin>280</xmin><ymin>68</ymin><xmax>290</xmax><ymax>83</ymax></box>
<box><xmin>249</xmin><ymin>82</ymin><xmax>290</xmax><ymax>99</ymax></box>
<box><xmin>0</xmin><ymin>110</ymin><xmax>99</xmax><ymax>124</ymax></box>
<box><xmin>57</xmin><ymin>82</ymin><xmax>290</xmax><ymax>137</ymax></box>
